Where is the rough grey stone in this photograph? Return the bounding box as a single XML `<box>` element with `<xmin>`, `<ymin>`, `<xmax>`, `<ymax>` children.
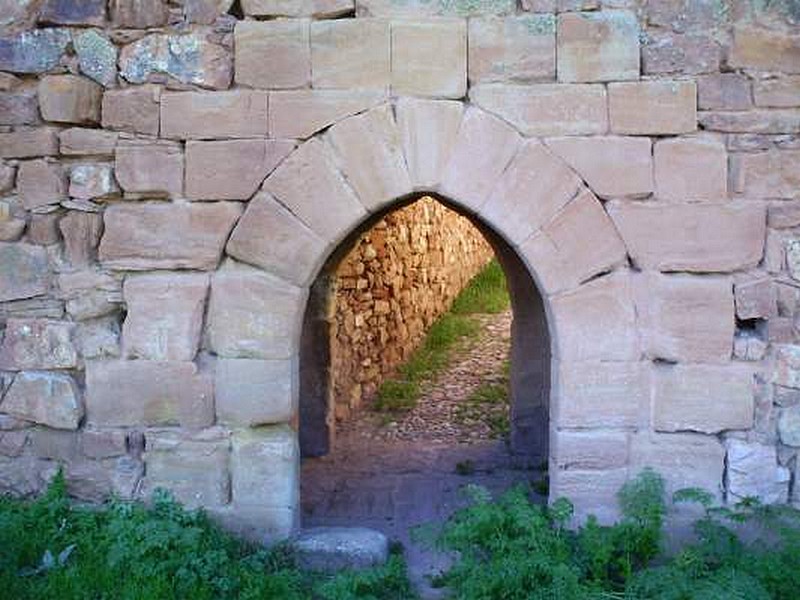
<box><xmin>1</xmin><ymin>371</ymin><xmax>83</xmax><ymax>430</ymax></box>
<box><xmin>0</xmin><ymin>242</ymin><xmax>51</xmax><ymax>303</ymax></box>
<box><xmin>726</xmin><ymin>439</ymin><xmax>790</xmax><ymax>504</ymax></box>
<box><xmin>0</xmin><ymin>319</ymin><xmax>78</xmax><ymax>371</ymax></box>
<box><xmin>74</xmin><ymin>30</ymin><xmax>117</xmax><ymax>88</ymax></box>
<box><xmin>778</xmin><ymin>406</ymin><xmax>800</xmax><ymax>447</ymax></box>
<box><xmin>0</xmin><ymin>29</ymin><xmax>71</xmax><ymax>74</ymax></box>
<box><xmin>293</xmin><ymin>527</ymin><xmax>389</xmax><ymax>572</ymax></box>
<box><xmin>39</xmin><ymin>0</ymin><xmax>107</xmax><ymax>26</ymax></box>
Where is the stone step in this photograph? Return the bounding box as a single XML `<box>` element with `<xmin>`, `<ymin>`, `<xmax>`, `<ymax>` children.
<box><xmin>291</xmin><ymin>526</ymin><xmax>389</xmax><ymax>573</ymax></box>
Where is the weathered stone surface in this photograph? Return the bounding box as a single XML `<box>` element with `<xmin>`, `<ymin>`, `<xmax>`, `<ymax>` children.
<box><xmin>0</xmin><ymin>243</ymin><xmax>51</xmax><ymax>302</ymax></box>
<box><xmin>1</xmin><ymin>371</ymin><xmax>82</xmax><ymax>430</ymax></box>
<box><xmin>226</xmin><ymin>192</ymin><xmax>327</xmax><ymax>286</ymax></box>
<box><xmin>642</xmin><ymin>31</ymin><xmax>720</xmax><ymax>76</ymax></box>
<box><xmin>242</xmin><ymin>0</ymin><xmax>352</xmax><ymax>17</ymax></box>
<box><xmin>311</xmin><ymin>19</ymin><xmax>390</xmax><ymax>90</ymax></box>
<box><xmin>730</xmin><ymin>150</ymin><xmax>800</xmax><ymax>199</ymax></box>
<box><xmin>59</xmin><ymin>127</ymin><xmax>118</xmax><ymax>156</ymax></box>
<box><xmin>654</xmin><ymin>136</ymin><xmax>727</xmax><ymax>201</ymax></box>
<box><xmin>357</xmin><ymin>0</ymin><xmax>514</xmax><ymax>17</ymax></box>
<box><xmin>521</xmin><ymin>189</ymin><xmax>627</xmax><ymax>295</ymax></box>
<box><xmin>326</xmin><ymin>104</ymin><xmax>411</xmax><ymax>210</ymax></box>
<box><xmin>0</xmin><ymin>90</ymin><xmax>39</xmax><ymax>125</ymax></box>
<box><xmin>786</xmin><ymin>239</ymin><xmax>800</xmax><ymax>281</ymax></box>
<box><xmin>38</xmin><ymin>75</ymin><xmax>102</xmax><ymax>125</ymax></box>
<box><xmin>609</xmin><ymin>80</ymin><xmax>696</xmax><ymax>135</ymax></box>
<box><xmin>215</xmin><ymin>358</ymin><xmax>294</xmax><ymax>426</ymax></box>
<box><xmin>269</xmin><ymin>89</ymin><xmax>385</xmax><ymax>139</ymax></box>
<box><xmin>0</xmin><ymin>319</ymin><xmax>77</xmax><ymax>370</ymax></box>
<box><xmin>85</xmin><ymin>361</ymin><xmax>213</xmax><ymax>428</ymax></box>
<box><xmin>697</xmin><ymin>73</ymin><xmax>752</xmax><ymax>110</ymax></box>
<box><xmin>440</xmin><ymin>107</ymin><xmax>521</xmax><ymax>210</ymax></box>
<box><xmin>551</xmin><ymin>271</ymin><xmax>639</xmax><ymax>361</ymax></box>
<box><xmin>264</xmin><ymin>139</ymin><xmax>366</xmax><ymax>243</ymax></box>
<box><xmin>74</xmin><ymin>30</ymin><xmax>116</xmax><ymax>87</ymax></box>
<box><xmin>553</xmin><ymin>430</ymin><xmax>629</xmax><ymax>471</ymax></box>
<box><xmin>115</xmin><ymin>140</ymin><xmax>183</xmax><ymax>198</ymax></box>
<box><xmin>633</xmin><ymin>272</ymin><xmax>734</xmax><ymax>363</ymax></box>
<box><xmin>468</xmin><ymin>15</ymin><xmax>556</xmax><ymax>84</ymax></box>
<box><xmin>161</xmin><ymin>90</ymin><xmax>268</xmax><ymax>139</ymax></box>
<box><xmin>728</xmin><ymin>27</ymin><xmax>800</xmax><ymax>74</ymax></box>
<box><xmin>773</xmin><ymin>345</ymin><xmax>800</xmax><ymax>390</ymax></box>
<box><xmin>555</xmin><ymin>361</ymin><xmax>648</xmax><ymax>428</ymax></box>
<box><xmin>395</xmin><ymin>97</ymin><xmax>463</xmax><ymax>190</ymax></box>
<box><xmin>545</xmin><ymin>136</ymin><xmax>652</xmax><ymax>198</ymax></box>
<box><xmin>122</xmin><ymin>273</ymin><xmax>208</xmax><ymax>361</ymax></box>
<box><xmin>186</xmin><ymin>139</ymin><xmax>294</xmax><ymax>201</ymax></box>
<box><xmin>74</xmin><ymin>316</ymin><xmax>120</xmax><ymax>358</ymax></box>
<box><xmin>207</xmin><ymin>262</ymin><xmax>306</xmax><ymax>359</ymax></box>
<box><xmin>235</xmin><ymin>20</ymin><xmax>310</xmax><ymax>90</ymax></box>
<box><xmin>101</xmin><ymin>85</ymin><xmax>160</xmax><ymax>136</ymax></box>
<box><xmin>99</xmin><ymin>203</ymin><xmax>242</xmax><ymax>271</ymax></box>
<box><xmin>734</xmin><ymin>276</ymin><xmax>777</xmax><ymax>320</ymax></box>
<box><xmin>779</xmin><ymin>405</ymin><xmax>800</xmax><ymax>446</ymax></box>
<box><xmin>482</xmin><ymin>139</ymin><xmax>580</xmax><ymax>245</ymax></box>
<box><xmin>0</xmin><ymin>166</ymin><xmax>15</xmax><ymax>193</ymax></box>
<box><xmin>550</xmin><ymin>468</ymin><xmax>627</xmax><ymax>525</ymax></box>
<box><xmin>17</xmin><ymin>159</ymin><xmax>66</xmax><ymax>210</ymax></box>
<box><xmin>0</xmin><ymin>430</ymin><xmax>28</xmax><ymax>457</ymax></box>
<box><xmin>630</xmin><ymin>432</ymin><xmax>725</xmax><ymax>499</ymax></box>
<box><xmin>143</xmin><ymin>431</ymin><xmax>229</xmax><ymax>507</ymax></box>
<box><xmin>120</xmin><ymin>32</ymin><xmax>232</xmax><ymax>90</ymax></box>
<box><xmin>0</xmin><ymin>127</ymin><xmax>59</xmax><ymax>158</ymax></box>
<box><xmin>470</xmin><ymin>83</ymin><xmax>608</xmax><ymax>136</ymax></box>
<box><xmin>27</xmin><ymin>213</ymin><xmax>61</xmax><ymax>246</ymax></box>
<box><xmin>608</xmin><ymin>203</ymin><xmax>766</xmax><ymax>272</ymax></box>
<box><xmin>391</xmin><ymin>20</ymin><xmax>467</xmax><ymax>99</ymax></box>
<box><xmin>39</xmin><ymin>0</ymin><xmax>105</xmax><ymax>25</ymax></box>
<box><xmin>110</xmin><ymin>0</ymin><xmax>168</xmax><ymax>28</ymax></box>
<box><xmin>81</xmin><ymin>428</ymin><xmax>127</xmax><ymax>459</ymax></box>
<box><xmin>754</xmin><ymin>77</ymin><xmax>800</xmax><ymax>108</ymax></box>
<box><xmin>726</xmin><ymin>439</ymin><xmax>790</xmax><ymax>504</ymax></box>
<box><xmin>59</xmin><ymin>213</ymin><xmax>103</xmax><ymax>267</ymax></box>
<box><xmin>184</xmin><ymin>0</ymin><xmax>235</xmax><ymax>23</ymax></box>
<box><xmin>231</xmin><ymin>426</ymin><xmax>298</xmax><ymax>511</ymax></box>
<box><xmin>653</xmin><ymin>363</ymin><xmax>754</xmax><ymax>434</ymax></box>
<box><xmin>698</xmin><ymin>110</ymin><xmax>800</xmax><ymax>134</ymax></box>
<box><xmin>733</xmin><ymin>331</ymin><xmax>767</xmax><ymax>362</ymax></box>
<box><xmin>69</xmin><ymin>163</ymin><xmax>119</xmax><ymax>200</ymax></box>
<box><xmin>0</xmin><ymin>29</ymin><xmax>71</xmax><ymax>74</ymax></box>
<box><xmin>293</xmin><ymin>527</ymin><xmax>388</xmax><ymax>572</ymax></box>
<box><xmin>557</xmin><ymin>10</ymin><xmax>639</xmax><ymax>82</ymax></box>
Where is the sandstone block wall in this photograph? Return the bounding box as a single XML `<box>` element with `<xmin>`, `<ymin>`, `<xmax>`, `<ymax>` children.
<box><xmin>0</xmin><ymin>0</ymin><xmax>798</xmax><ymax>536</ymax></box>
<box><xmin>331</xmin><ymin>197</ymin><xmax>493</xmax><ymax>421</ymax></box>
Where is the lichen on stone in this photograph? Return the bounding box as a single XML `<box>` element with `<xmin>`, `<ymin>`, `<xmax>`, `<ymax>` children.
<box><xmin>75</xmin><ymin>30</ymin><xmax>118</xmax><ymax>87</ymax></box>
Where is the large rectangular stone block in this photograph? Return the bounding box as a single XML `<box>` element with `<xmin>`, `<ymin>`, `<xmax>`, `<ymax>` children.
<box><xmin>754</xmin><ymin>77</ymin><xmax>800</xmax><ymax>108</ymax></box>
<box><xmin>652</xmin><ymin>363</ymin><xmax>755</xmax><ymax>434</ymax></box>
<box><xmin>38</xmin><ymin>75</ymin><xmax>102</xmax><ymax>124</ymax></box>
<box><xmin>85</xmin><ymin>360</ymin><xmax>214</xmax><ymax>428</ymax></box>
<box><xmin>391</xmin><ymin>19</ymin><xmax>467</xmax><ymax>99</ymax></box>
<box><xmin>242</xmin><ymin>0</ymin><xmax>353</xmax><ymax>17</ymax></box>
<box><xmin>654</xmin><ymin>136</ymin><xmax>727</xmax><ymax>201</ymax></box>
<box><xmin>99</xmin><ymin>202</ymin><xmax>242</xmax><ymax>271</ymax></box>
<box><xmin>235</xmin><ymin>20</ymin><xmax>310</xmax><ymax>89</ymax></box>
<box><xmin>698</xmin><ymin>110</ymin><xmax>800</xmax><ymax>134</ymax></box>
<box><xmin>269</xmin><ymin>89</ymin><xmax>386</xmax><ymax>139</ymax></box>
<box><xmin>633</xmin><ymin>272</ymin><xmax>734</xmax><ymax>364</ymax></box>
<box><xmin>161</xmin><ymin>90</ymin><xmax>268</xmax><ymax>139</ymax></box>
<box><xmin>728</xmin><ymin>26</ymin><xmax>800</xmax><ymax>74</ymax></box>
<box><xmin>311</xmin><ymin>19</ymin><xmax>390</xmax><ymax>90</ymax></box>
<box><xmin>697</xmin><ymin>73</ymin><xmax>752</xmax><ymax>110</ymax></box>
<box><xmin>231</xmin><ymin>426</ymin><xmax>299</xmax><ymax>510</ymax></box>
<box><xmin>553</xmin><ymin>431</ymin><xmax>629</xmax><ymax>471</ymax></box>
<box><xmin>468</xmin><ymin>15</ymin><xmax>556</xmax><ymax>84</ymax></box>
<box><xmin>550</xmin><ymin>468</ymin><xmax>627</xmax><ymax>525</ymax></box>
<box><xmin>557</xmin><ymin>10</ymin><xmax>639</xmax><ymax>82</ymax></box>
<box><xmin>730</xmin><ymin>150</ymin><xmax>800</xmax><ymax>199</ymax></box>
<box><xmin>101</xmin><ymin>84</ymin><xmax>160</xmax><ymax>135</ymax></box>
<box><xmin>114</xmin><ymin>140</ymin><xmax>183</xmax><ymax>199</ymax></box>
<box><xmin>609</xmin><ymin>80</ymin><xmax>697</xmax><ymax>135</ymax></box>
<box><xmin>470</xmin><ymin>83</ymin><xmax>608</xmax><ymax>136</ymax></box>
<box><xmin>206</xmin><ymin>262</ymin><xmax>307</xmax><ymax>360</ymax></box>
<box><xmin>0</xmin><ymin>128</ymin><xmax>59</xmax><ymax>158</ymax></box>
<box><xmin>59</xmin><ymin>127</ymin><xmax>117</xmax><ymax>156</ymax></box>
<box><xmin>608</xmin><ymin>202</ymin><xmax>766</xmax><ymax>273</ymax></box>
<box><xmin>215</xmin><ymin>358</ymin><xmax>294</xmax><ymax>426</ymax></box>
<box><xmin>1</xmin><ymin>371</ymin><xmax>82</xmax><ymax>430</ymax></box>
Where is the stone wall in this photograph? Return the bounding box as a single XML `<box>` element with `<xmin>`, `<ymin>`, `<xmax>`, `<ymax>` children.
<box><xmin>331</xmin><ymin>197</ymin><xmax>493</xmax><ymax>421</ymax></box>
<box><xmin>0</xmin><ymin>0</ymin><xmax>798</xmax><ymax>537</ymax></box>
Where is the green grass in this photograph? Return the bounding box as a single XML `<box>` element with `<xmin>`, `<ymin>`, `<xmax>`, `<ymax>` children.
<box><xmin>0</xmin><ymin>472</ymin><xmax>415</xmax><ymax>600</ymax></box>
<box><xmin>375</xmin><ymin>260</ymin><xmax>510</xmax><ymax>415</ymax></box>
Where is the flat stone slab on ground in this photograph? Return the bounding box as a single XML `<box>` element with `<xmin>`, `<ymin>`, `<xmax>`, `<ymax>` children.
<box><xmin>292</xmin><ymin>527</ymin><xmax>389</xmax><ymax>572</ymax></box>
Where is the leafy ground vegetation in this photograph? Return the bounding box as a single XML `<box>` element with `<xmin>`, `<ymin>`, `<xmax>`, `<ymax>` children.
<box><xmin>2</xmin><ymin>469</ymin><xmax>800</xmax><ymax>599</ymax></box>
<box><xmin>375</xmin><ymin>259</ymin><xmax>510</xmax><ymax>414</ymax></box>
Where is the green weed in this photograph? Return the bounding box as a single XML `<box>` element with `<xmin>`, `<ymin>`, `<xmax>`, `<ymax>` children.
<box><xmin>450</xmin><ymin>259</ymin><xmax>510</xmax><ymax>315</ymax></box>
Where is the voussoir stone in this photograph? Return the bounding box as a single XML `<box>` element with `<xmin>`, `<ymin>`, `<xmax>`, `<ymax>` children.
<box><xmin>226</xmin><ymin>192</ymin><xmax>327</xmax><ymax>286</ymax></box>
<box><xmin>186</xmin><ymin>139</ymin><xmax>295</xmax><ymax>201</ymax></box>
<box><xmin>207</xmin><ymin>261</ymin><xmax>307</xmax><ymax>360</ymax></box>
<box><xmin>0</xmin><ymin>319</ymin><xmax>77</xmax><ymax>370</ymax></box>
<box><xmin>0</xmin><ymin>242</ymin><xmax>51</xmax><ymax>302</ymax></box>
<box><xmin>730</xmin><ymin>150</ymin><xmax>800</xmax><ymax>199</ymax></box>
<box><xmin>520</xmin><ymin>188</ymin><xmax>627</xmax><ymax>295</ymax></box>
<box><xmin>440</xmin><ymin>107</ymin><xmax>521</xmax><ymax>211</ymax></box>
<box><xmin>608</xmin><ymin>202</ymin><xmax>766</xmax><ymax>272</ymax></box>
<box><xmin>122</xmin><ymin>273</ymin><xmax>209</xmax><ymax>361</ymax></box>
<box><xmin>557</xmin><ymin>10</ymin><xmax>639</xmax><ymax>83</ymax></box>
<box><xmin>325</xmin><ymin>104</ymin><xmax>411</xmax><ymax>211</ymax></box>
<box><xmin>1</xmin><ymin>371</ymin><xmax>82</xmax><ymax>430</ymax></box>
<box><xmin>310</xmin><ymin>19</ymin><xmax>390</xmax><ymax>90</ymax></box>
<box><xmin>161</xmin><ymin>90</ymin><xmax>268</xmax><ymax>139</ymax></box>
<box><xmin>0</xmin><ymin>28</ymin><xmax>71</xmax><ymax>74</ymax></box>
<box><xmin>115</xmin><ymin>140</ymin><xmax>183</xmax><ymax>199</ymax></box>
<box><xmin>293</xmin><ymin>527</ymin><xmax>389</xmax><ymax>572</ymax></box>
<box><xmin>215</xmin><ymin>358</ymin><xmax>294</xmax><ymax>426</ymax></box>
<box><xmin>633</xmin><ymin>272</ymin><xmax>734</xmax><ymax>363</ymax></box>
<box><xmin>38</xmin><ymin>75</ymin><xmax>102</xmax><ymax>125</ymax></box>
<box><xmin>726</xmin><ymin>439</ymin><xmax>790</xmax><ymax>504</ymax></box>
<box><xmin>654</xmin><ymin>136</ymin><xmax>727</xmax><ymax>201</ymax></box>
<box><xmin>470</xmin><ymin>83</ymin><xmax>608</xmax><ymax>136</ymax></box>
<box><xmin>99</xmin><ymin>202</ymin><xmax>242</xmax><ymax>271</ymax></box>
<box><xmin>235</xmin><ymin>20</ymin><xmax>310</xmax><ymax>90</ymax></box>
<box><xmin>395</xmin><ymin>97</ymin><xmax>463</xmax><ymax>190</ymax></box>
<box><xmin>101</xmin><ymin>84</ymin><xmax>160</xmax><ymax>136</ymax></box>
<box><xmin>653</xmin><ymin>363</ymin><xmax>754</xmax><ymax>434</ymax></box>
<box><xmin>264</xmin><ymin>138</ymin><xmax>366</xmax><ymax>244</ymax></box>
<box><xmin>609</xmin><ymin>80</ymin><xmax>697</xmax><ymax>135</ymax></box>
<box><xmin>545</xmin><ymin>136</ymin><xmax>652</xmax><ymax>198</ymax></box>
<box><xmin>269</xmin><ymin>90</ymin><xmax>386</xmax><ymax>139</ymax></box>
<box><xmin>85</xmin><ymin>360</ymin><xmax>213</xmax><ymax>428</ymax></box>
